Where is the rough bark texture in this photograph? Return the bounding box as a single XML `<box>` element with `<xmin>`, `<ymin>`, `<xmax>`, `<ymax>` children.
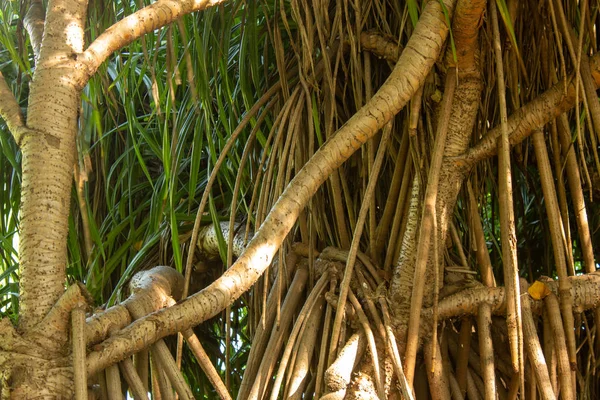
<box><xmin>459</xmin><ymin>52</ymin><xmax>600</xmax><ymax>167</ymax></box>
<box><xmin>391</xmin><ymin>0</ymin><xmax>484</xmax><ymax>352</ymax></box>
<box><xmin>421</xmin><ymin>272</ymin><xmax>600</xmax><ymax>321</ymax></box>
<box><xmin>18</xmin><ymin>0</ymin><xmax>88</xmax><ymax>332</ymax></box>
<box><xmin>389</xmin><ymin>176</ymin><xmax>420</xmax><ymax>332</ymax></box>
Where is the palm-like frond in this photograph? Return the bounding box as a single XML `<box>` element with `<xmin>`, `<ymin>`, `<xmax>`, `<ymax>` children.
<box><xmin>2</xmin><ymin>0</ymin><xmax>600</xmax><ymax>397</ymax></box>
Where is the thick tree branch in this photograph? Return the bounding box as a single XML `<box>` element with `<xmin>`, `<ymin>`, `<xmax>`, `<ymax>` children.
<box><xmin>359</xmin><ymin>31</ymin><xmax>401</xmax><ymax>63</ymax></box>
<box><xmin>23</xmin><ymin>0</ymin><xmax>45</xmax><ymax>63</ymax></box>
<box><xmin>85</xmin><ymin>0</ymin><xmax>457</xmax><ymax>376</ymax></box>
<box><xmin>422</xmin><ymin>272</ymin><xmax>600</xmax><ymax>321</ymax></box>
<box><xmin>457</xmin><ymin>53</ymin><xmax>600</xmax><ymax>168</ymax></box>
<box><xmin>80</xmin><ymin>0</ymin><xmax>226</xmax><ymax>80</ymax></box>
<box><xmin>85</xmin><ymin>266</ymin><xmax>183</xmax><ymax>346</ymax></box>
<box><xmin>0</xmin><ymin>71</ymin><xmax>26</xmax><ymax>143</ymax></box>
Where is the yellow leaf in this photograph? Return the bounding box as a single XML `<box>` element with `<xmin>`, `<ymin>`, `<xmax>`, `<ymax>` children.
<box><xmin>528</xmin><ymin>281</ymin><xmax>551</xmax><ymax>300</ymax></box>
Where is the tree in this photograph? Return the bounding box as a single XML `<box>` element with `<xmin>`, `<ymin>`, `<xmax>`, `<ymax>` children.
<box><xmin>1</xmin><ymin>0</ymin><xmax>599</xmax><ymax>398</ymax></box>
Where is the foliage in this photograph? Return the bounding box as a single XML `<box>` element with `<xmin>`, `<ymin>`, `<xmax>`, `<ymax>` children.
<box><xmin>2</xmin><ymin>0</ymin><xmax>600</xmax><ymax>396</ymax></box>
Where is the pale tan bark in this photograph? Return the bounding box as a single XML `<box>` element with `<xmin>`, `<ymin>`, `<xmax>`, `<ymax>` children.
<box><xmin>196</xmin><ymin>221</ymin><xmax>246</xmax><ymax>259</ymax></box>
<box><xmin>86</xmin><ymin>266</ymin><xmax>182</xmax><ymax>343</ymax></box>
<box><xmin>0</xmin><ymin>318</ymin><xmax>74</xmax><ymax>397</ymax></box>
<box><xmin>325</xmin><ymin>332</ymin><xmax>367</xmax><ymax>393</ymax></box>
<box><xmin>11</xmin><ymin>0</ymin><xmax>251</xmax><ymax>343</ymax></box>
<box><xmin>0</xmin><ymin>284</ymin><xmax>87</xmax><ymax>397</ymax></box>
<box><xmin>458</xmin><ymin>52</ymin><xmax>600</xmax><ymax>168</ymax></box>
<box><xmin>8</xmin><ymin>0</ymin><xmax>600</xmax><ymax>397</ymax></box>
<box><xmin>23</xmin><ymin>0</ymin><xmax>45</xmax><ymax>63</ymax></box>
<box><xmin>105</xmin><ymin>364</ymin><xmax>123</xmax><ymax>398</ymax></box>
<box><xmin>151</xmin><ymin>341</ymin><xmax>194</xmax><ymax>399</ymax></box>
<box><xmin>0</xmin><ymin>72</ymin><xmax>26</xmax><ymax>142</ymax></box>
<box><xmin>380</xmin><ymin>299</ymin><xmax>414</xmax><ymax>400</ymax></box>
<box><xmin>134</xmin><ymin>349</ymin><xmax>149</xmax><ymax>393</ymax></box>
<box><xmin>86</xmin><ymin>304</ymin><xmax>132</xmax><ymax>346</ymax></box>
<box><xmin>389</xmin><ymin>175</ymin><xmax>420</xmax><ymax>327</ymax></box>
<box><xmin>348</xmin><ymin>290</ymin><xmax>384</xmax><ymax>398</ymax></box>
<box><xmin>18</xmin><ymin>0</ymin><xmax>88</xmax><ymax>331</ymax></box>
<box><xmin>28</xmin><ymin>283</ymin><xmax>91</xmax><ymax>354</ymax></box>
<box><xmin>421</xmin><ymin>272</ymin><xmax>600</xmax><ymax>321</ymax></box>
<box><xmin>328</xmin><ymin>121</ymin><xmax>392</xmax><ymax>377</ymax></box>
<box><xmin>1</xmin><ymin>266</ymin><xmax>182</xmax><ymax>397</ymax></box>
<box><xmin>80</xmin><ymin>0</ymin><xmax>228</xmax><ymax>79</ymax></box>
<box><xmin>373</xmin><ymin>134</ymin><xmax>409</xmax><ymax>259</ymax></box>
<box><xmin>542</xmin><ymin>315</ymin><xmax>558</xmax><ymax>395</ymax></box>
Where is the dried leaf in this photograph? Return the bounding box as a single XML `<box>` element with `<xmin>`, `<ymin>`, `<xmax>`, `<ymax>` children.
<box><xmin>528</xmin><ymin>281</ymin><xmax>551</xmax><ymax>300</ymax></box>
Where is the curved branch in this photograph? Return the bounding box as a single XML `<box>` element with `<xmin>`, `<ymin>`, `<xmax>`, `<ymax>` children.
<box><xmin>85</xmin><ymin>266</ymin><xmax>183</xmax><ymax>346</ymax></box>
<box><xmin>196</xmin><ymin>221</ymin><xmax>246</xmax><ymax>259</ymax></box>
<box><xmin>26</xmin><ymin>283</ymin><xmax>91</xmax><ymax>353</ymax></box>
<box><xmin>457</xmin><ymin>52</ymin><xmax>600</xmax><ymax>168</ymax></box>
<box><xmin>422</xmin><ymin>272</ymin><xmax>600</xmax><ymax>321</ymax></box>
<box><xmin>23</xmin><ymin>0</ymin><xmax>45</xmax><ymax>62</ymax></box>
<box><xmin>80</xmin><ymin>0</ymin><xmax>226</xmax><ymax>79</ymax></box>
<box><xmin>0</xmin><ymin>72</ymin><xmax>26</xmax><ymax>144</ymax></box>
<box><xmin>85</xmin><ymin>0</ymin><xmax>457</xmax><ymax>376</ymax></box>
<box><xmin>359</xmin><ymin>31</ymin><xmax>401</xmax><ymax>63</ymax></box>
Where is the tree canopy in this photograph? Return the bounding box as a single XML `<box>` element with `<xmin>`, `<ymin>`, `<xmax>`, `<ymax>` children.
<box><xmin>1</xmin><ymin>0</ymin><xmax>600</xmax><ymax>398</ymax></box>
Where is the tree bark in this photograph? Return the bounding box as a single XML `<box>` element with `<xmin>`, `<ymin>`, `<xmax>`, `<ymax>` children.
<box><xmin>18</xmin><ymin>0</ymin><xmax>87</xmax><ymax>333</ymax></box>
